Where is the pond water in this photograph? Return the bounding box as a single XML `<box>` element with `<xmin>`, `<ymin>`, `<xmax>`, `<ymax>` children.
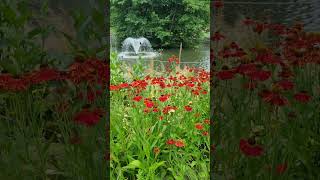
<box><xmin>159</xmin><ymin>42</ymin><xmax>210</xmax><ymax>63</ymax></box>
<box><xmin>112</xmin><ymin>37</ymin><xmax>210</xmax><ymax>70</ymax></box>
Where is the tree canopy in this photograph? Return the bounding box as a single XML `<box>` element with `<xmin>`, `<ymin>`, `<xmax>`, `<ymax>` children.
<box><xmin>111</xmin><ymin>0</ymin><xmax>210</xmax><ymax>48</ymax></box>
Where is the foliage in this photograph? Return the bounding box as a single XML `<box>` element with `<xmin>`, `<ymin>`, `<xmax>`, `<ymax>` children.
<box><xmin>0</xmin><ymin>0</ymin><xmax>53</xmax><ymax>75</ymax></box>
<box><xmin>212</xmin><ymin>16</ymin><xmax>320</xmax><ymax>179</ymax></box>
<box><xmin>110</xmin><ymin>51</ymin><xmax>126</xmax><ymax>84</ymax></box>
<box><xmin>0</xmin><ymin>1</ymin><xmax>108</xmax><ymax>179</ymax></box>
<box><xmin>111</xmin><ymin>0</ymin><xmax>210</xmax><ymax>48</ymax></box>
<box><xmin>110</xmin><ymin>64</ymin><xmax>210</xmax><ymax>179</ymax></box>
<box><xmin>62</xmin><ymin>0</ymin><xmax>108</xmax><ymax>59</ymax></box>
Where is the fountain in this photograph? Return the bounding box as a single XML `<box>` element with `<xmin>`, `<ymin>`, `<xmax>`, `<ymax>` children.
<box><xmin>117</xmin><ymin>37</ymin><xmax>159</xmax><ymax>61</ymax></box>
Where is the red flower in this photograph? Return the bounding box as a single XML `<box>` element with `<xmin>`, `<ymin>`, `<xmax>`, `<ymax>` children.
<box><xmin>275</xmin><ymin>80</ymin><xmax>294</xmax><ymax>91</ymax></box>
<box><xmin>278</xmin><ymin>69</ymin><xmax>294</xmax><ymax>79</ymax></box>
<box><xmin>236</xmin><ymin>63</ymin><xmax>257</xmax><ymax>75</ymax></box>
<box><xmin>144</xmin><ymin>100</ymin><xmax>154</xmax><ymax>108</ymax></box>
<box><xmin>184</xmin><ymin>105</ymin><xmax>192</xmax><ymax>112</ymax></box>
<box><xmin>175</xmin><ymin>140</ymin><xmax>185</xmax><ymax>147</ymax></box>
<box><xmin>253</xmin><ymin>23</ymin><xmax>267</xmax><ymax>34</ymax></box>
<box><xmin>239</xmin><ymin>138</ymin><xmax>264</xmax><ymax>157</ymax></box>
<box><xmin>118</xmin><ymin>83</ymin><xmax>129</xmax><ymax>89</ymax></box>
<box><xmin>276</xmin><ymin>163</ymin><xmax>288</xmax><ymax>174</ymax></box>
<box><xmin>202</xmin><ymin>131</ymin><xmax>209</xmax><ymax>136</ymax></box>
<box><xmin>216</xmin><ymin>70</ymin><xmax>235</xmax><ymax>80</ymax></box>
<box><xmin>162</xmin><ymin>105</ymin><xmax>177</xmax><ymax>114</ymax></box>
<box><xmin>0</xmin><ymin>76</ymin><xmax>29</xmax><ymax>92</ymax></box>
<box><xmin>201</xmin><ymin>90</ymin><xmax>208</xmax><ymax>94</ymax></box>
<box><xmin>230</xmin><ymin>42</ymin><xmax>240</xmax><ymax>49</ymax></box>
<box><xmin>256</xmin><ymin>52</ymin><xmax>281</xmax><ymax>65</ymax></box>
<box><xmin>259</xmin><ymin>90</ymin><xmax>289</xmax><ymax>106</ymax></box>
<box><xmin>110</xmin><ymin>85</ymin><xmax>119</xmax><ymax>91</ymax></box>
<box><xmin>159</xmin><ymin>94</ymin><xmax>169</xmax><ymax>102</ymax></box>
<box><xmin>133</xmin><ymin>95</ymin><xmax>143</xmax><ymax>102</ymax></box>
<box><xmin>212</xmin><ymin>31</ymin><xmax>225</xmax><ymax>41</ymax></box>
<box><xmin>73</xmin><ymin>108</ymin><xmax>101</xmax><ymax>127</ymax></box>
<box><xmin>204</xmin><ymin>119</ymin><xmax>210</xmax><ymax>125</ymax></box>
<box><xmin>294</xmin><ymin>91</ymin><xmax>311</xmax><ymax>103</ymax></box>
<box><xmin>27</xmin><ymin>67</ymin><xmax>61</xmax><ymax>85</ymax></box>
<box><xmin>166</xmin><ymin>139</ymin><xmax>175</xmax><ymax>145</ymax></box>
<box><xmin>195</xmin><ymin>123</ymin><xmax>204</xmax><ymax>130</ymax></box>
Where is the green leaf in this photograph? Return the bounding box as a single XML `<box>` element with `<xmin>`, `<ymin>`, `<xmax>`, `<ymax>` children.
<box><xmin>149</xmin><ymin>161</ymin><xmax>166</xmax><ymax>172</ymax></box>
<box><xmin>27</xmin><ymin>28</ymin><xmax>43</xmax><ymax>39</ymax></box>
<box><xmin>122</xmin><ymin>160</ymin><xmax>143</xmax><ymax>169</ymax></box>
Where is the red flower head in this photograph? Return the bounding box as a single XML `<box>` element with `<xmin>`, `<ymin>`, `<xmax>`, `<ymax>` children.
<box><xmin>118</xmin><ymin>83</ymin><xmax>129</xmax><ymax>89</ymax></box>
<box><xmin>275</xmin><ymin>80</ymin><xmax>294</xmax><ymax>91</ymax></box>
<box><xmin>166</xmin><ymin>138</ymin><xmax>175</xmax><ymax>145</ymax></box>
<box><xmin>239</xmin><ymin>138</ymin><xmax>264</xmax><ymax>157</ymax></box>
<box><xmin>133</xmin><ymin>95</ymin><xmax>143</xmax><ymax>102</ymax></box>
<box><xmin>184</xmin><ymin>105</ymin><xmax>192</xmax><ymax>112</ymax></box>
<box><xmin>110</xmin><ymin>85</ymin><xmax>119</xmax><ymax>91</ymax></box>
<box><xmin>202</xmin><ymin>131</ymin><xmax>209</xmax><ymax>136</ymax></box>
<box><xmin>27</xmin><ymin>67</ymin><xmax>61</xmax><ymax>85</ymax></box>
<box><xmin>204</xmin><ymin>119</ymin><xmax>211</xmax><ymax>125</ymax></box>
<box><xmin>144</xmin><ymin>99</ymin><xmax>154</xmax><ymax>108</ymax></box>
<box><xmin>216</xmin><ymin>70</ymin><xmax>235</xmax><ymax>80</ymax></box>
<box><xmin>212</xmin><ymin>31</ymin><xmax>225</xmax><ymax>41</ymax></box>
<box><xmin>175</xmin><ymin>140</ymin><xmax>185</xmax><ymax>148</ymax></box>
<box><xmin>0</xmin><ymin>74</ymin><xmax>29</xmax><ymax>92</ymax></box>
<box><xmin>253</xmin><ymin>23</ymin><xmax>267</xmax><ymax>34</ymax></box>
<box><xmin>236</xmin><ymin>63</ymin><xmax>257</xmax><ymax>75</ymax></box>
<box><xmin>230</xmin><ymin>42</ymin><xmax>240</xmax><ymax>49</ymax></box>
<box><xmin>259</xmin><ymin>90</ymin><xmax>289</xmax><ymax>106</ymax></box>
<box><xmin>159</xmin><ymin>94</ymin><xmax>169</xmax><ymax>102</ymax></box>
<box><xmin>294</xmin><ymin>91</ymin><xmax>311</xmax><ymax>103</ymax></box>
<box><xmin>195</xmin><ymin>123</ymin><xmax>204</xmax><ymax>130</ymax></box>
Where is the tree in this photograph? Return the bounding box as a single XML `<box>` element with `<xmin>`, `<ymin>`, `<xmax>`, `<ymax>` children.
<box><xmin>111</xmin><ymin>0</ymin><xmax>209</xmax><ymax>48</ymax></box>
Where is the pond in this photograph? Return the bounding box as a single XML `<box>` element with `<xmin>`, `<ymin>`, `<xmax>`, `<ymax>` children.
<box><xmin>112</xmin><ymin>36</ymin><xmax>210</xmax><ymax>70</ymax></box>
<box><xmin>159</xmin><ymin>41</ymin><xmax>210</xmax><ymax>65</ymax></box>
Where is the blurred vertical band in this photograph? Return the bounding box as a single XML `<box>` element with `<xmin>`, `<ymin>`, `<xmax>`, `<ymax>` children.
<box><xmin>106</xmin><ymin>0</ymin><xmax>110</xmax><ymax>179</ymax></box>
<box><xmin>210</xmin><ymin>1</ymin><xmax>214</xmax><ymax>180</ymax></box>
